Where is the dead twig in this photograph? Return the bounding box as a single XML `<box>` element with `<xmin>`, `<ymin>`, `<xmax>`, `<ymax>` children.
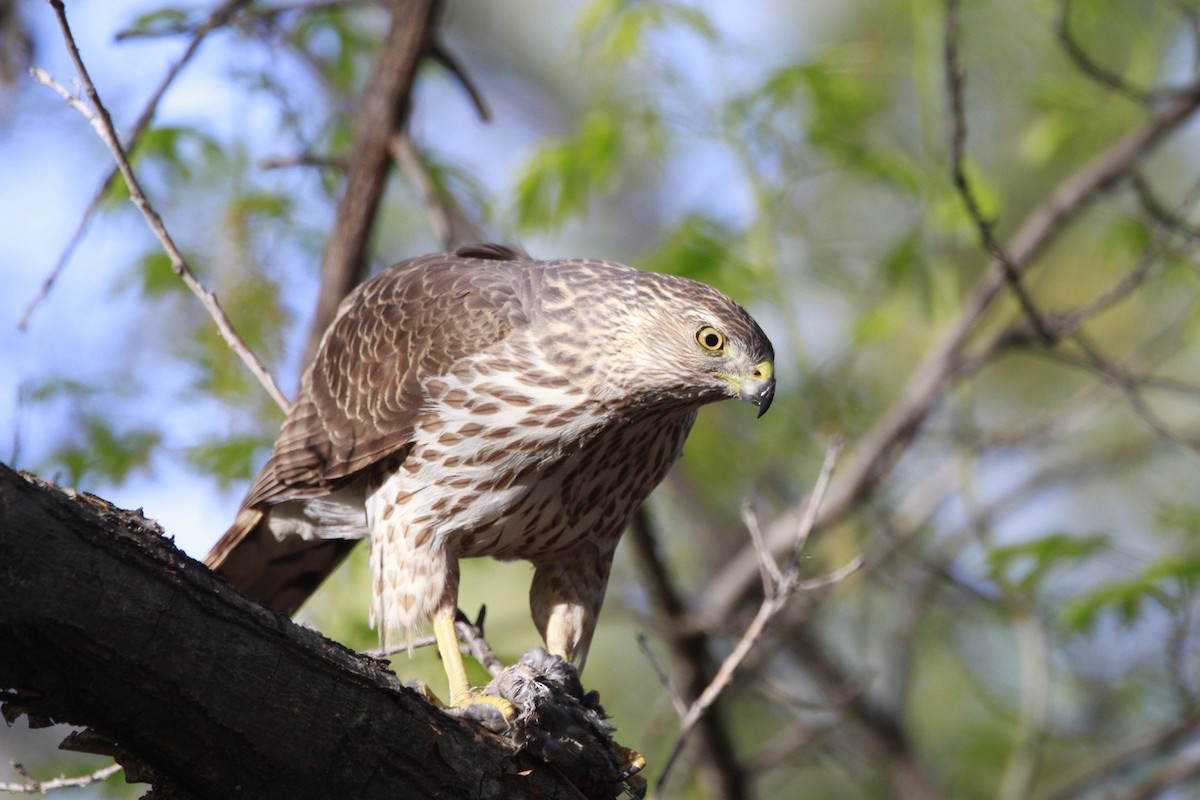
<box><xmin>391</xmin><ymin>133</ymin><xmax>485</xmax><ymax>251</ymax></box>
<box><xmin>945</xmin><ymin>0</ymin><xmax>1055</xmax><ymax>346</ymax></box>
<box><xmin>652</xmin><ymin>440</ymin><xmax>857</xmax><ymax>798</ymax></box>
<box><xmin>20</xmin><ymin>0</ymin><xmax>251</xmax><ymax>331</ymax></box>
<box><xmin>34</xmin><ymin>2</ymin><xmax>290</xmax><ymax>414</ymax></box>
<box><xmin>0</xmin><ymin>761</ymin><xmax>122</xmax><ymax>794</ymax></box>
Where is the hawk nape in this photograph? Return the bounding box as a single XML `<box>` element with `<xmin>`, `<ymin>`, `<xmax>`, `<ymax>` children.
<box><xmin>206</xmin><ymin>243</ymin><xmax>775</xmax><ymax>718</ymax></box>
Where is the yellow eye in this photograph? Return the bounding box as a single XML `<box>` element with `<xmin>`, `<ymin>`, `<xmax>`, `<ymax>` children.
<box><xmin>696</xmin><ymin>326</ymin><xmax>726</xmax><ymax>352</ymax></box>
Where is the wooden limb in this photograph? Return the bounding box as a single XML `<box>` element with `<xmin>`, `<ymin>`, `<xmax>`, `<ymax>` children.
<box><xmin>628</xmin><ymin>507</ymin><xmax>749</xmax><ymax>800</ymax></box>
<box><xmin>695</xmin><ymin>74</ymin><xmax>1200</xmax><ymax>629</ymax></box>
<box><xmin>36</xmin><ymin>0</ymin><xmax>290</xmax><ymax>415</ymax></box>
<box><xmin>302</xmin><ymin>0</ymin><xmax>441</xmax><ymax>369</ymax></box>
<box><xmin>21</xmin><ymin>0</ymin><xmax>252</xmax><ymax>331</ymax></box>
<box><xmin>0</xmin><ymin>463</ymin><xmax>582</xmax><ymax>800</ymax></box>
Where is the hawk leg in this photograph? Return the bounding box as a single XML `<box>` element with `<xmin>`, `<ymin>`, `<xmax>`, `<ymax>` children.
<box><xmin>431</xmin><ymin>611</ymin><xmax>515</xmax><ymax>719</ymax></box>
<box><xmin>530</xmin><ymin>541</ymin><xmax>617</xmax><ymax>671</ymax></box>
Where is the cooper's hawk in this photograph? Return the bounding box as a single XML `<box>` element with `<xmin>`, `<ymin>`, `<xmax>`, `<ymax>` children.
<box><xmin>206</xmin><ymin>244</ymin><xmax>774</xmax><ymax>716</ymax></box>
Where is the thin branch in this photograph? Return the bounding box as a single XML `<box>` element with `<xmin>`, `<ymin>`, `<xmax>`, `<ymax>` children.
<box><xmin>741</xmin><ymin>499</ymin><xmax>782</xmax><ymax>591</ymax></box>
<box><xmin>627</xmin><ymin>504</ymin><xmax>749</xmax><ymax>800</ymax></box>
<box><xmin>696</xmin><ymin>68</ymin><xmax>1200</xmax><ymax>629</ymax></box>
<box><xmin>35</xmin><ymin>3</ymin><xmax>290</xmax><ymax>415</ymax></box>
<box><xmin>1119</xmin><ymin>746</ymin><xmax>1200</xmax><ymax>800</ymax></box>
<box><xmin>20</xmin><ymin>0</ymin><xmax>251</xmax><ymax>331</ymax></box>
<box><xmin>1055</xmin><ymin>0</ymin><xmax>1153</xmax><ymax>104</ymax></box>
<box><xmin>258</xmin><ymin>152</ymin><xmax>346</xmax><ymax>172</ymax></box>
<box><xmin>427</xmin><ymin>38</ymin><xmax>491</xmax><ymax>123</ymax></box>
<box><xmin>0</xmin><ymin>762</ymin><xmax>122</xmax><ymax>794</ymax></box>
<box><xmin>652</xmin><ymin>442</ymin><xmax>851</xmax><ymax>799</ymax></box>
<box><xmin>391</xmin><ymin>133</ymin><xmax>485</xmax><ymax>250</ymax></box>
<box><xmin>301</xmin><ymin>0</ymin><xmax>440</xmax><ymax>369</ymax></box>
<box><xmin>1038</xmin><ymin>714</ymin><xmax>1200</xmax><ymax>800</ymax></box>
<box><xmin>637</xmin><ymin>634</ymin><xmax>687</xmax><ymax>718</ymax></box>
<box><xmin>996</xmin><ymin>605</ymin><xmax>1052</xmax><ymax>800</ymax></box>
<box><xmin>455</xmin><ymin>607</ymin><xmax>505</xmax><ymax>678</ymax></box>
<box><xmin>1128</xmin><ymin>172</ymin><xmax>1200</xmax><ymax>241</ymax></box>
<box><xmin>945</xmin><ymin>0</ymin><xmax>1055</xmax><ymax>346</ymax></box>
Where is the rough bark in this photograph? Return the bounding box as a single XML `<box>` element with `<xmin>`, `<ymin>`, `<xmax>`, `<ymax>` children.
<box><xmin>0</xmin><ymin>463</ymin><xmax>580</xmax><ymax>800</ymax></box>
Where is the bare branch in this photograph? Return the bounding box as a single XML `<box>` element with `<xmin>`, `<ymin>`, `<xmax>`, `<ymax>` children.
<box><xmin>456</xmin><ymin>607</ymin><xmax>505</xmax><ymax>678</ymax></box>
<box><xmin>391</xmin><ymin>133</ymin><xmax>485</xmax><ymax>251</ymax></box>
<box><xmin>301</xmin><ymin>0</ymin><xmax>440</xmax><ymax>369</ymax></box>
<box><xmin>0</xmin><ymin>762</ymin><xmax>122</xmax><ymax>794</ymax></box>
<box><xmin>945</xmin><ymin>0</ymin><xmax>1055</xmax><ymax>346</ymax></box>
<box><xmin>636</xmin><ymin>634</ymin><xmax>686</xmax><ymax>718</ymax></box>
<box><xmin>741</xmin><ymin>499</ymin><xmax>782</xmax><ymax>591</ymax></box>
<box><xmin>627</xmin><ymin>506</ymin><xmax>749</xmax><ymax>799</ymax></box>
<box><xmin>20</xmin><ymin>0</ymin><xmax>251</xmax><ymax>330</ymax></box>
<box><xmin>1038</xmin><ymin>714</ymin><xmax>1200</xmax><ymax>800</ymax></box>
<box><xmin>35</xmin><ymin>2</ymin><xmax>291</xmax><ymax>414</ymax></box>
<box><xmin>652</xmin><ymin>442</ymin><xmax>852</xmax><ymax>799</ymax></box>
<box><xmin>1055</xmin><ymin>0</ymin><xmax>1154</xmax><ymax>103</ymax></box>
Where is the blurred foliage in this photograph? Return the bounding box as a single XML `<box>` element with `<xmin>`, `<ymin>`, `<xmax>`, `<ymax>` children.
<box><xmin>11</xmin><ymin>0</ymin><xmax>1200</xmax><ymax>797</ymax></box>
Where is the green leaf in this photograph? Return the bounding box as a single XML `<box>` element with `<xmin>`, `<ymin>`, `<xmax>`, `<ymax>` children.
<box><xmin>120</xmin><ymin>7</ymin><xmax>193</xmax><ymax>38</ymax></box>
<box><xmin>987</xmin><ymin>533</ymin><xmax>1108</xmax><ymax>591</ymax></box>
<box><xmin>513</xmin><ymin>111</ymin><xmax>624</xmax><ymax>230</ymax></box>
<box><xmin>46</xmin><ymin>417</ymin><xmax>161</xmax><ymax>486</ymax></box>
<box><xmin>577</xmin><ymin>0</ymin><xmax>716</xmax><ymax>63</ymax></box>
<box><xmin>185</xmin><ymin>434</ymin><xmax>272</xmax><ymax>486</ymax></box>
<box><xmin>131</xmin><ymin>125</ymin><xmax>225</xmax><ymax>181</ymax></box>
<box><xmin>1061</xmin><ymin>553</ymin><xmax>1200</xmax><ymax>633</ymax></box>
<box><xmin>134</xmin><ymin>250</ymin><xmax>182</xmax><ymax>297</ymax></box>
<box><xmin>640</xmin><ymin>214</ymin><xmax>740</xmax><ymax>283</ymax></box>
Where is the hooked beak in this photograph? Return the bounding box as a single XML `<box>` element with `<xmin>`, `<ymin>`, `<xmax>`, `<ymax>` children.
<box><xmin>737</xmin><ymin>359</ymin><xmax>775</xmax><ymax>418</ymax></box>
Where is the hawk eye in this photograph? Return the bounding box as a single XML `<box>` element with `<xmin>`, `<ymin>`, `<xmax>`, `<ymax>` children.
<box><xmin>696</xmin><ymin>326</ymin><xmax>726</xmax><ymax>352</ymax></box>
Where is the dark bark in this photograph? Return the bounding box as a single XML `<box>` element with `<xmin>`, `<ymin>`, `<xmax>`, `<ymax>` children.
<box><xmin>0</xmin><ymin>463</ymin><xmax>581</xmax><ymax>799</ymax></box>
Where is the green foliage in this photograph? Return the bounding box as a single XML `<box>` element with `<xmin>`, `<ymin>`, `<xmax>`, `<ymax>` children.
<box><xmin>513</xmin><ymin>110</ymin><xmax>624</xmax><ymax>230</ymax></box>
<box><xmin>1062</xmin><ymin>553</ymin><xmax>1200</xmax><ymax>633</ymax></box>
<box><xmin>987</xmin><ymin>533</ymin><xmax>1109</xmax><ymax>591</ymax></box>
<box><xmin>289</xmin><ymin>5</ymin><xmax>375</xmax><ymax>92</ymax></box>
<box><xmin>46</xmin><ymin>416</ymin><xmax>161</xmax><ymax>487</ymax></box>
<box><xmin>183</xmin><ymin>434</ymin><xmax>271</xmax><ymax>488</ymax></box>
<box><xmin>640</xmin><ymin>213</ymin><xmax>741</xmax><ymax>284</ymax></box>
<box><xmin>119</xmin><ymin>6</ymin><xmax>194</xmax><ymax>38</ymax></box>
<box><xmin>576</xmin><ymin>0</ymin><xmax>716</xmax><ymax>63</ymax></box>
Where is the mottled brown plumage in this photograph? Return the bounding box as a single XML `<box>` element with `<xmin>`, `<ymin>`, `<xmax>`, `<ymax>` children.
<box><xmin>206</xmin><ymin>244</ymin><xmax>774</xmax><ymax>708</ymax></box>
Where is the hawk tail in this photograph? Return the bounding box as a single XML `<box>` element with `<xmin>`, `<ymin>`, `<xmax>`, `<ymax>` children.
<box><xmin>205</xmin><ymin>508</ymin><xmax>359</xmax><ymax>617</ymax></box>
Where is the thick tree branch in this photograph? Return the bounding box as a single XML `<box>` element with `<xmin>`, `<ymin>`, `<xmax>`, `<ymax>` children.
<box><xmin>0</xmin><ymin>463</ymin><xmax>585</xmax><ymax>800</ymax></box>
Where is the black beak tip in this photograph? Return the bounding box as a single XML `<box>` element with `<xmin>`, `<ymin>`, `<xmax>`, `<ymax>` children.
<box><xmin>754</xmin><ymin>381</ymin><xmax>775</xmax><ymax>418</ymax></box>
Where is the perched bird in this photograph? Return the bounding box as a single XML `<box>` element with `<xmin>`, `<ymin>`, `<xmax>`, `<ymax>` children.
<box><xmin>206</xmin><ymin>244</ymin><xmax>774</xmax><ymax>715</ymax></box>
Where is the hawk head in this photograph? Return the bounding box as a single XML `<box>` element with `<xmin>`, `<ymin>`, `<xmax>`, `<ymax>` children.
<box><xmin>559</xmin><ymin>266</ymin><xmax>776</xmax><ymax>417</ymax></box>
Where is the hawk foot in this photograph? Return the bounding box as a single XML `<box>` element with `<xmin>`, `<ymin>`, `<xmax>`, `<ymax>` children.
<box><xmin>411</xmin><ymin>680</ymin><xmax>516</xmax><ymax>728</ymax></box>
<box><xmin>615</xmin><ymin>744</ymin><xmax>646</xmax><ymax>780</ymax></box>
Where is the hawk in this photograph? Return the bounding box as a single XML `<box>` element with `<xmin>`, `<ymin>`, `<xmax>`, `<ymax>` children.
<box><xmin>206</xmin><ymin>244</ymin><xmax>774</xmax><ymax>716</ymax></box>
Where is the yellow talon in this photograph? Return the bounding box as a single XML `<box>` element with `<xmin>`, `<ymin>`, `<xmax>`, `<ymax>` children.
<box><xmin>433</xmin><ymin>614</ymin><xmax>516</xmax><ymax>721</ymax></box>
<box><xmin>615</xmin><ymin>744</ymin><xmax>646</xmax><ymax>780</ymax></box>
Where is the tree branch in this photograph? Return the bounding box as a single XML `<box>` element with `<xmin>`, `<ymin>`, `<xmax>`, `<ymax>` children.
<box><xmin>21</xmin><ymin>0</ymin><xmax>252</xmax><ymax>331</ymax></box>
<box><xmin>695</xmin><ymin>72</ymin><xmax>1200</xmax><ymax>629</ymax></box>
<box><xmin>301</xmin><ymin>0</ymin><xmax>441</xmax><ymax>369</ymax></box>
<box><xmin>35</xmin><ymin>0</ymin><xmax>290</xmax><ymax>414</ymax></box>
<box><xmin>0</xmin><ymin>463</ymin><xmax>588</xmax><ymax>800</ymax></box>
